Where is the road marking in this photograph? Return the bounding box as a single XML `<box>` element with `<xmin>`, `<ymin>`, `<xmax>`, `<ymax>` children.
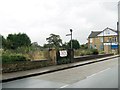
<box><xmin>60</xmin><ymin>85</ymin><xmax>69</xmax><ymax>88</ymax></box>
<box><xmin>87</xmin><ymin>68</ymin><xmax>111</xmax><ymax>78</ymax></box>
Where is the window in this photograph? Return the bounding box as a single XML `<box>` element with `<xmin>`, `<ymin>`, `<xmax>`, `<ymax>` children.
<box><xmin>115</xmin><ymin>37</ymin><xmax>117</xmax><ymax>42</ymax></box>
<box><xmin>109</xmin><ymin>38</ymin><xmax>112</xmax><ymax>42</ymax></box>
<box><xmin>112</xmin><ymin>37</ymin><xmax>117</xmax><ymax>42</ymax></box>
<box><xmin>90</xmin><ymin>38</ymin><xmax>92</xmax><ymax>43</ymax></box>
<box><xmin>105</xmin><ymin>29</ymin><xmax>110</xmax><ymax>34</ymax></box>
<box><xmin>100</xmin><ymin>37</ymin><xmax>103</xmax><ymax>42</ymax></box>
<box><xmin>100</xmin><ymin>45</ymin><xmax>103</xmax><ymax>50</ymax></box>
<box><xmin>94</xmin><ymin>45</ymin><xmax>97</xmax><ymax>49</ymax></box>
<box><xmin>90</xmin><ymin>44</ymin><xmax>93</xmax><ymax>49</ymax></box>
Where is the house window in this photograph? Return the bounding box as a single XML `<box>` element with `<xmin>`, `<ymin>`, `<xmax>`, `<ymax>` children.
<box><xmin>100</xmin><ymin>45</ymin><xmax>103</xmax><ymax>50</ymax></box>
<box><xmin>94</xmin><ymin>45</ymin><xmax>97</xmax><ymax>49</ymax></box>
<box><xmin>115</xmin><ymin>37</ymin><xmax>117</xmax><ymax>42</ymax></box>
<box><xmin>100</xmin><ymin>37</ymin><xmax>103</xmax><ymax>42</ymax></box>
<box><xmin>90</xmin><ymin>44</ymin><xmax>92</xmax><ymax>49</ymax></box>
<box><xmin>108</xmin><ymin>38</ymin><xmax>112</xmax><ymax>42</ymax></box>
<box><xmin>105</xmin><ymin>29</ymin><xmax>110</xmax><ymax>34</ymax></box>
<box><xmin>112</xmin><ymin>37</ymin><xmax>117</xmax><ymax>42</ymax></box>
<box><xmin>90</xmin><ymin>38</ymin><xmax>92</xmax><ymax>43</ymax></box>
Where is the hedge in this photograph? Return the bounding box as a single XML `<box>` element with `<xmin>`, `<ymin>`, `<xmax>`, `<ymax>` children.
<box><xmin>2</xmin><ymin>54</ymin><xmax>29</xmax><ymax>63</ymax></box>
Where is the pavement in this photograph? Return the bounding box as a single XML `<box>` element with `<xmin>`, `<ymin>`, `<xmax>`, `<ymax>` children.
<box><xmin>1</xmin><ymin>55</ymin><xmax>119</xmax><ymax>83</ymax></box>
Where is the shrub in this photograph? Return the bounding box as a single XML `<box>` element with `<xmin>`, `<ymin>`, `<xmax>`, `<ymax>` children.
<box><xmin>85</xmin><ymin>50</ymin><xmax>92</xmax><ymax>55</ymax></box>
<box><xmin>91</xmin><ymin>49</ymin><xmax>99</xmax><ymax>55</ymax></box>
<box><xmin>99</xmin><ymin>51</ymin><xmax>105</xmax><ymax>54</ymax></box>
<box><xmin>80</xmin><ymin>51</ymin><xmax>85</xmax><ymax>56</ymax></box>
<box><xmin>2</xmin><ymin>54</ymin><xmax>29</xmax><ymax>63</ymax></box>
<box><xmin>57</xmin><ymin>58</ymin><xmax>71</xmax><ymax>65</ymax></box>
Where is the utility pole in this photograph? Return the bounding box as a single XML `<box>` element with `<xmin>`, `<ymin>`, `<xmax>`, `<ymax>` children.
<box><xmin>117</xmin><ymin>22</ymin><xmax>119</xmax><ymax>54</ymax></box>
<box><xmin>118</xmin><ymin>1</ymin><xmax>120</xmax><ymax>55</ymax></box>
<box><xmin>70</xmin><ymin>29</ymin><xmax>73</xmax><ymax>49</ymax></box>
<box><xmin>66</xmin><ymin>29</ymin><xmax>73</xmax><ymax>63</ymax></box>
<box><xmin>66</xmin><ymin>29</ymin><xmax>73</xmax><ymax>49</ymax></box>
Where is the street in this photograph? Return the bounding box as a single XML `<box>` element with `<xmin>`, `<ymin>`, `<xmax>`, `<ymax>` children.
<box><xmin>2</xmin><ymin>57</ymin><xmax>118</xmax><ymax>88</ymax></box>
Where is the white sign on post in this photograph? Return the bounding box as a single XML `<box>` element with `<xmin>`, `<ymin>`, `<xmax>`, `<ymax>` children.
<box><xmin>59</xmin><ymin>50</ymin><xmax>67</xmax><ymax>57</ymax></box>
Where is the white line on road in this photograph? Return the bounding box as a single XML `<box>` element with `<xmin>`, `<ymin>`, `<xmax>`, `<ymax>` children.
<box><xmin>60</xmin><ymin>84</ymin><xmax>69</xmax><ymax>88</ymax></box>
<box><xmin>87</xmin><ymin>68</ymin><xmax>111</xmax><ymax>78</ymax></box>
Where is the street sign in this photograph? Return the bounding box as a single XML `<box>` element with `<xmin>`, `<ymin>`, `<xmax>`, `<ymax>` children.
<box><xmin>59</xmin><ymin>50</ymin><xmax>67</xmax><ymax>57</ymax></box>
<box><xmin>111</xmin><ymin>45</ymin><xmax>118</xmax><ymax>49</ymax></box>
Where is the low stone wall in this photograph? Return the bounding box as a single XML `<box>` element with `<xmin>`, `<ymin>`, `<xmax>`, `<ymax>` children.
<box><xmin>74</xmin><ymin>54</ymin><xmax>114</xmax><ymax>62</ymax></box>
<box><xmin>28</xmin><ymin>50</ymin><xmax>49</xmax><ymax>61</ymax></box>
<box><xmin>2</xmin><ymin>60</ymin><xmax>53</xmax><ymax>73</ymax></box>
<box><xmin>2</xmin><ymin>53</ymin><xmax>114</xmax><ymax>73</ymax></box>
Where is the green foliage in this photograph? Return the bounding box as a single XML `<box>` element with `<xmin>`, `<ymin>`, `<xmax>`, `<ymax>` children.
<box><xmin>68</xmin><ymin>39</ymin><xmax>80</xmax><ymax>49</ymax></box>
<box><xmin>0</xmin><ymin>35</ymin><xmax>2</xmax><ymax>49</ymax></box>
<box><xmin>91</xmin><ymin>49</ymin><xmax>99</xmax><ymax>55</ymax></box>
<box><xmin>57</xmin><ymin>58</ymin><xmax>71</xmax><ymax>65</ymax></box>
<box><xmin>2</xmin><ymin>54</ymin><xmax>29</xmax><ymax>63</ymax></box>
<box><xmin>74</xmin><ymin>49</ymin><xmax>99</xmax><ymax>56</ymax></box>
<box><xmin>46</xmin><ymin>34</ymin><xmax>62</xmax><ymax>49</ymax></box>
<box><xmin>6</xmin><ymin>33</ymin><xmax>31</xmax><ymax>49</ymax></box>
<box><xmin>99</xmin><ymin>51</ymin><xmax>105</xmax><ymax>54</ymax></box>
<box><xmin>80</xmin><ymin>44</ymin><xmax>88</xmax><ymax>49</ymax></box>
<box><xmin>1</xmin><ymin>35</ymin><xmax>6</xmax><ymax>49</ymax></box>
<box><xmin>62</xmin><ymin>42</ymin><xmax>69</xmax><ymax>49</ymax></box>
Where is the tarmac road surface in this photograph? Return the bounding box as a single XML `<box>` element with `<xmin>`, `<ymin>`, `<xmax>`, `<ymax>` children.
<box><xmin>2</xmin><ymin>57</ymin><xmax>118</xmax><ymax>88</ymax></box>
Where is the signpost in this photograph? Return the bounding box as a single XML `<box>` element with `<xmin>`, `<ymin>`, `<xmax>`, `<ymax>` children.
<box><xmin>118</xmin><ymin>2</ymin><xmax>120</xmax><ymax>55</ymax></box>
<box><xmin>66</xmin><ymin>29</ymin><xmax>73</xmax><ymax>62</ymax></box>
<box><xmin>66</xmin><ymin>29</ymin><xmax>73</xmax><ymax>49</ymax></box>
<box><xmin>59</xmin><ymin>50</ymin><xmax>67</xmax><ymax>57</ymax></box>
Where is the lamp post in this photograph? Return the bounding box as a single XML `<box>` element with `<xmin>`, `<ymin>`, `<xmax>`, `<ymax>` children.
<box><xmin>117</xmin><ymin>22</ymin><xmax>119</xmax><ymax>54</ymax></box>
<box><xmin>66</xmin><ymin>29</ymin><xmax>73</xmax><ymax>62</ymax></box>
<box><xmin>103</xmin><ymin>30</ymin><xmax>104</xmax><ymax>51</ymax></box>
<box><xmin>66</xmin><ymin>29</ymin><xmax>73</xmax><ymax>49</ymax></box>
<box><xmin>70</xmin><ymin>29</ymin><xmax>73</xmax><ymax>49</ymax></box>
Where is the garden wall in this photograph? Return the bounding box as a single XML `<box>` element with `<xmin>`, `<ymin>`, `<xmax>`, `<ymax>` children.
<box><xmin>2</xmin><ymin>60</ymin><xmax>53</xmax><ymax>73</ymax></box>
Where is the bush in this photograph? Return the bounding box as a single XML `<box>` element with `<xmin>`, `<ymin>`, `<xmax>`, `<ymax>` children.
<box><xmin>80</xmin><ymin>51</ymin><xmax>85</xmax><ymax>56</ymax></box>
<box><xmin>91</xmin><ymin>49</ymin><xmax>99</xmax><ymax>55</ymax></box>
<box><xmin>57</xmin><ymin>58</ymin><xmax>71</xmax><ymax>65</ymax></box>
<box><xmin>99</xmin><ymin>51</ymin><xmax>105</xmax><ymax>54</ymax></box>
<box><xmin>2</xmin><ymin>54</ymin><xmax>29</xmax><ymax>63</ymax></box>
<box><xmin>85</xmin><ymin>50</ymin><xmax>92</xmax><ymax>55</ymax></box>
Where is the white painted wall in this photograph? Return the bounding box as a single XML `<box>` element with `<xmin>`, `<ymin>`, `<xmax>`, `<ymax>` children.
<box><xmin>104</xmin><ymin>43</ymin><xmax>118</xmax><ymax>45</ymax></box>
<box><xmin>97</xmin><ymin>28</ymin><xmax>117</xmax><ymax>37</ymax></box>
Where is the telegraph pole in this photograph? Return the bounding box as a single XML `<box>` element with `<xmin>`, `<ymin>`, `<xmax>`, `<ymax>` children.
<box><xmin>66</xmin><ymin>29</ymin><xmax>73</xmax><ymax>63</ymax></box>
<box><xmin>70</xmin><ymin>29</ymin><xmax>73</xmax><ymax>49</ymax></box>
<box><xmin>117</xmin><ymin>22</ymin><xmax>119</xmax><ymax>54</ymax></box>
<box><xmin>118</xmin><ymin>2</ymin><xmax>120</xmax><ymax>55</ymax></box>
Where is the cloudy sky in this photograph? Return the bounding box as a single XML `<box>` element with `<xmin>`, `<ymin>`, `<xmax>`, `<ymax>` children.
<box><xmin>0</xmin><ymin>0</ymin><xmax>119</xmax><ymax>46</ymax></box>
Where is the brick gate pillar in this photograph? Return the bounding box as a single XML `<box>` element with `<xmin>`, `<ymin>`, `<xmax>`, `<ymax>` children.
<box><xmin>49</xmin><ymin>49</ymin><xmax>57</xmax><ymax>65</ymax></box>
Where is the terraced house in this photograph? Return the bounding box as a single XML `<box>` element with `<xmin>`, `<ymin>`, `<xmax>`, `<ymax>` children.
<box><xmin>88</xmin><ymin>27</ymin><xmax>118</xmax><ymax>54</ymax></box>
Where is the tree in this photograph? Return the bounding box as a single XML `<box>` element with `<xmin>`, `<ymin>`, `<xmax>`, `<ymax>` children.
<box><xmin>46</xmin><ymin>34</ymin><xmax>62</xmax><ymax>49</ymax></box>
<box><xmin>80</xmin><ymin>43</ymin><xmax>88</xmax><ymax>49</ymax></box>
<box><xmin>62</xmin><ymin>42</ymin><xmax>69</xmax><ymax>49</ymax></box>
<box><xmin>7</xmin><ymin>33</ymin><xmax>31</xmax><ymax>49</ymax></box>
<box><xmin>1</xmin><ymin>35</ymin><xmax>7</xmax><ymax>49</ymax></box>
<box><xmin>68</xmin><ymin>39</ymin><xmax>80</xmax><ymax>49</ymax></box>
<box><xmin>43</xmin><ymin>44</ymin><xmax>51</xmax><ymax>48</ymax></box>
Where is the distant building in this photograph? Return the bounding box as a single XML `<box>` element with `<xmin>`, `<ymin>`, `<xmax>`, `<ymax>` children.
<box><xmin>88</xmin><ymin>27</ymin><xmax>118</xmax><ymax>54</ymax></box>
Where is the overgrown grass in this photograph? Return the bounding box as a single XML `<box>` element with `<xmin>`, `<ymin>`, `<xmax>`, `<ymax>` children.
<box><xmin>74</xmin><ymin>49</ymin><xmax>99</xmax><ymax>57</ymax></box>
<box><xmin>2</xmin><ymin>54</ymin><xmax>29</xmax><ymax>63</ymax></box>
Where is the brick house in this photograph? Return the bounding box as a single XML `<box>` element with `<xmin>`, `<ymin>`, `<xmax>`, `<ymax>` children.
<box><xmin>88</xmin><ymin>27</ymin><xmax>118</xmax><ymax>54</ymax></box>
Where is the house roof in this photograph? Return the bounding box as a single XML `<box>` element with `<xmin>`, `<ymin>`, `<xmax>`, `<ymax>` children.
<box><xmin>88</xmin><ymin>27</ymin><xmax>118</xmax><ymax>38</ymax></box>
<box><xmin>88</xmin><ymin>31</ymin><xmax>101</xmax><ymax>38</ymax></box>
<box><xmin>103</xmin><ymin>27</ymin><xmax>117</xmax><ymax>33</ymax></box>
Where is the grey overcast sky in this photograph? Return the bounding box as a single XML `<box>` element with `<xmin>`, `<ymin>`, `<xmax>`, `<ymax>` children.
<box><xmin>0</xmin><ymin>0</ymin><xmax>119</xmax><ymax>46</ymax></box>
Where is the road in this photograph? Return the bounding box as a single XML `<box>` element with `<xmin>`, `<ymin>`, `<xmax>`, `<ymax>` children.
<box><xmin>2</xmin><ymin>57</ymin><xmax>119</xmax><ymax>88</ymax></box>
